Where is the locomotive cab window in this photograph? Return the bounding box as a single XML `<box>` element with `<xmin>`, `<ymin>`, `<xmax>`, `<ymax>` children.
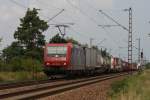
<box><xmin>47</xmin><ymin>46</ymin><xmax>67</xmax><ymax>57</ymax></box>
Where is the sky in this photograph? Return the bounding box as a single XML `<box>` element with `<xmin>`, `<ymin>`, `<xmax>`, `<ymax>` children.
<box><xmin>0</xmin><ymin>0</ymin><xmax>150</xmax><ymax>62</ymax></box>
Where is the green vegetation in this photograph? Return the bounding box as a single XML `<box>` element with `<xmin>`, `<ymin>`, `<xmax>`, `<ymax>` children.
<box><xmin>3</xmin><ymin>8</ymin><xmax>48</xmax><ymax>62</ymax></box>
<box><xmin>145</xmin><ymin>63</ymin><xmax>150</xmax><ymax>69</ymax></box>
<box><xmin>49</xmin><ymin>34</ymin><xmax>67</xmax><ymax>43</ymax></box>
<box><xmin>14</xmin><ymin>8</ymin><xmax>48</xmax><ymax>50</ymax></box>
<box><xmin>0</xmin><ymin>58</ymin><xmax>48</xmax><ymax>82</ymax></box>
<box><xmin>0</xmin><ymin>8</ymin><xmax>48</xmax><ymax>82</ymax></box>
<box><xmin>0</xmin><ymin>72</ymin><xmax>47</xmax><ymax>83</ymax></box>
<box><xmin>49</xmin><ymin>34</ymin><xmax>80</xmax><ymax>45</ymax></box>
<box><xmin>0</xmin><ymin>58</ymin><xmax>43</xmax><ymax>72</ymax></box>
<box><xmin>109</xmin><ymin>69</ymin><xmax>150</xmax><ymax>100</ymax></box>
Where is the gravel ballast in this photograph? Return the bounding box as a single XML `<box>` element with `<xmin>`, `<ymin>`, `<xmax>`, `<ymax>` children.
<box><xmin>40</xmin><ymin>76</ymin><xmax>125</xmax><ymax>100</ymax></box>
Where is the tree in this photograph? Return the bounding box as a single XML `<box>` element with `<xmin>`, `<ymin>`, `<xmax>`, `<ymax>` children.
<box><xmin>3</xmin><ymin>8</ymin><xmax>49</xmax><ymax>63</ymax></box>
<box><xmin>49</xmin><ymin>34</ymin><xmax>67</xmax><ymax>43</ymax></box>
<box><xmin>101</xmin><ymin>49</ymin><xmax>110</xmax><ymax>57</ymax></box>
<box><xmin>14</xmin><ymin>8</ymin><xmax>49</xmax><ymax>50</ymax></box>
<box><xmin>3</xmin><ymin>42</ymin><xmax>24</xmax><ymax>62</ymax></box>
<box><xmin>66</xmin><ymin>37</ymin><xmax>80</xmax><ymax>45</ymax></box>
<box><xmin>49</xmin><ymin>34</ymin><xmax>81</xmax><ymax>45</ymax></box>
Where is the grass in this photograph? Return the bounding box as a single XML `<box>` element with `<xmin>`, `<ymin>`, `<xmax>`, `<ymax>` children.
<box><xmin>0</xmin><ymin>71</ymin><xmax>48</xmax><ymax>83</ymax></box>
<box><xmin>108</xmin><ymin>69</ymin><xmax>150</xmax><ymax>100</ymax></box>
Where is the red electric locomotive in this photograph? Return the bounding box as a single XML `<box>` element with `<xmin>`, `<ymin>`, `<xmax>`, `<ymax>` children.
<box><xmin>44</xmin><ymin>43</ymin><xmax>72</xmax><ymax>68</ymax></box>
<box><xmin>44</xmin><ymin>43</ymin><xmax>73</xmax><ymax>75</ymax></box>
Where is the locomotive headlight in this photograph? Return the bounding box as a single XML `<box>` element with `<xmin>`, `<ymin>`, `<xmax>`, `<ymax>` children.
<box><xmin>46</xmin><ymin>62</ymin><xmax>50</xmax><ymax>65</ymax></box>
<box><xmin>64</xmin><ymin>63</ymin><xmax>66</xmax><ymax>65</ymax></box>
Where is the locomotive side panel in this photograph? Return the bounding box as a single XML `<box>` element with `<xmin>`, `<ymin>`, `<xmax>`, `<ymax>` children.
<box><xmin>70</xmin><ymin>47</ymin><xmax>85</xmax><ymax>70</ymax></box>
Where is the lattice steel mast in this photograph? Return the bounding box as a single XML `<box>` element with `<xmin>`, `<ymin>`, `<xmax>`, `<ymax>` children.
<box><xmin>127</xmin><ymin>8</ymin><xmax>133</xmax><ymax>68</ymax></box>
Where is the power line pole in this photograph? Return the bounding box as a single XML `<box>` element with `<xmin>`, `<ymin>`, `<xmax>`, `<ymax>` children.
<box><xmin>128</xmin><ymin>8</ymin><xmax>133</xmax><ymax>69</ymax></box>
<box><xmin>124</xmin><ymin>8</ymin><xmax>133</xmax><ymax>69</ymax></box>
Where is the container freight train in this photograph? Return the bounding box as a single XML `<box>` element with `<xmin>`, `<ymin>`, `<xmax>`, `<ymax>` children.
<box><xmin>43</xmin><ymin>43</ymin><xmax>137</xmax><ymax>76</ymax></box>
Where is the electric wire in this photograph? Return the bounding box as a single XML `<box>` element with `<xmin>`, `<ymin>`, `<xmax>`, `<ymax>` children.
<box><xmin>65</xmin><ymin>0</ymin><xmax>98</xmax><ymax>25</ymax></box>
<box><xmin>69</xmin><ymin>27</ymin><xmax>90</xmax><ymax>39</ymax></box>
<box><xmin>47</xmin><ymin>9</ymin><xmax>65</xmax><ymax>22</ymax></box>
<box><xmin>9</xmin><ymin>0</ymin><xmax>27</xmax><ymax>9</ymax></box>
<box><xmin>66</xmin><ymin>0</ymin><xmax>125</xmax><ymax>55</ymax></box>
<box><xmin>36</xmin><ymin>0</ymin><xmax>62</xmax><ymax>10</ymax></box>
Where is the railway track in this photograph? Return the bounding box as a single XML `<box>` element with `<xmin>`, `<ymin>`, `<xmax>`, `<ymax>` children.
<box><xmin>0</xmin><ymin>72</ymin><xmax>129</xmax><ymax>100</ymax></box>
<box><xmin>0</xmin><ymin>76</ymin><xmax>65</xmax><ymax>90</ymax></box>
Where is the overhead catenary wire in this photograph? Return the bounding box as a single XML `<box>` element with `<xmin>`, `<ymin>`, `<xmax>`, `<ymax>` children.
<box><xmin>102</xmin><ymin>27</ymin><xmax>120</xmax><ymax>48</ymax></box>
<box><xmin>65</xmin><ymin>0</ymin><xmax>98</xmax><ymax>25</ymax></box>
<box><xmin>65</xmin><ymin>0</ymin><xmax>121</xmax><ymax>48</ymax></box>
<box><xmin>100</xmin><ymin>9</ymin><xmax>138</xmax><ymax>39</ymax></box>
<box><xmin>35</xmin><ymin>0</ymin><xmax>63</xmax><ymax>11</ymax></box>
<box><xmin>9</xmin><ymin>0</ymin><xmax>27</xmax><ymax>9</ymax></box>
<box><xmin>80</xmin><ymin>0</ymin><xmax>123</xmax><ymax>45</ymax></box>
<box><xmin>99</xmin><ymin>10</ymin><xmax>129</xmax><ymax>32</ymax></box>
<box><xmin>68</xmin><ymin>27</ymin><xmax>90</xmax><ymax>39</ymax></box>
<box><xmin>47</xmin><ymin>9</ymin><xmax>65</xmax><ymax>22</ymax></box>
<box><xmin>84</xmin><ymin>0</ymin><xmax>130</xmax><ymax>53</ymax></box>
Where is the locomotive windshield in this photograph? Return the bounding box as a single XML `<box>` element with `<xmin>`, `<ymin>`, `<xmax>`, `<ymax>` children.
<box><xmin>47</xmin><ymin>46</ymin><xmax>67</xmax><ymax>57</ymax></box>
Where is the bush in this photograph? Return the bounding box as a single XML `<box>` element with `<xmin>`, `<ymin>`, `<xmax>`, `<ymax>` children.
<box><xmin>0</xmin><ymin>57</ymin><xmax>43</xmax><ymax>72</ymax></box>
<box><xmin>21</xmin><ymin>58</ymin><xmax>43</xmax><ymax>72</ymax></box>
<box><xmin>9</xmin><ymin>57</ymin><xmax>23</xmax><ymax>71</ymax></box>
<box><xmin>0</xmin><ymin>60</ymin><xmax>15</xmax><ymax>72</ymax></box>
<box><xmin>0</xmin><ymin>60</ymin><xmax>7</xmax><ymax>71</ymax></box>
<box><xmin>0</xmin><ymin>71</ymin><xmax>47</xmax><ymax>82</ymax></box>
<box><xmin>145</xmin><ymin>63</ymin><xmax>150</xmax><ymax>69</ymax></box>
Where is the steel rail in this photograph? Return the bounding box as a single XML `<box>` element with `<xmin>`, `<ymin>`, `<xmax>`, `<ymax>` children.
<box><xmin>0</xmin><ymin>72</ymin><xmax>129</xmax><ymax>100</ymax></box>
<box><xmin>0</xmin><ymin>78</ymin><xmax>64</xmax><ymax>90</ymax></box>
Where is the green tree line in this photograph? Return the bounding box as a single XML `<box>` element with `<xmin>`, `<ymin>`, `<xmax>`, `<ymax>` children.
<box><xmin>0</xmin><ymin>8</ymin><xmax>48</xmax><ymax>72</ymax></box>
